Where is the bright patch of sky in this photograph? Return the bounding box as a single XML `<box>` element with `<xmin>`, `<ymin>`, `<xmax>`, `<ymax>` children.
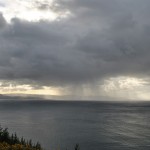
<box><xmin>0</xmin><ymin>77</ymin><xmax>149</xmax><ymax>100</ymax></box>
<box><xmin>102</xmin><ymin>77</ymin><xmax>150</xmax><ymax>100</ymax></box>
<box><xmin>0</xmin><ymin>81</ymin><xmax>61</xmax><ymax>96</ymax></box>
<box><xmin>0</xmin><ymin>0</ymin><xmax>71</xmax><ymax>22</ymax></box>
<box><xmin>103</xmin><ymin>77</ymin><xmax>147</xmax><ymax>91</ymax></box>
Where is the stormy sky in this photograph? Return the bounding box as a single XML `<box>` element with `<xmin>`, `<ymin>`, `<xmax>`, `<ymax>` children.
<box><xmin>0</xmin><ymin>0</ymin><xmax>150</xmax><ymax>100</ymax></box>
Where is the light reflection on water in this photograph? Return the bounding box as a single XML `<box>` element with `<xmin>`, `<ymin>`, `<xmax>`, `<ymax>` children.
<box><xmin>0</xmin><ymin>100</ymin><xmax>150</xmax><ymax>150</ymax></box>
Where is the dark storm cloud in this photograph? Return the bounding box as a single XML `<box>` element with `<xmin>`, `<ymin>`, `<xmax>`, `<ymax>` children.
<box><xmin>0</xmin><ymin>18</ymin><xmax>95</xmax><ymax>85</ymax></box>
<box><xmin>0</xmin><ymin>0</ymin><xmax>150</xmax><ymax>86</ymax></box>
<box><xmin>0</xmin><ymin>13</ymin><xmax>6</xmax><ymax>29</ymax></box>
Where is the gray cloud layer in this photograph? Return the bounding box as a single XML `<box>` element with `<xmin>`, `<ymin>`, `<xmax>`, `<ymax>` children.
<box><xmin>0</xmin><ymin>0</ymin><xmax>150</xmax><ymax>87</ymax></box>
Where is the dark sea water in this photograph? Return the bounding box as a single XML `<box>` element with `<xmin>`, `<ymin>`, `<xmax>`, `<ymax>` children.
<box><xmin>0</xmin><ymin>100</ymin><xmax>150</xmax><ymax>150</ymax></box>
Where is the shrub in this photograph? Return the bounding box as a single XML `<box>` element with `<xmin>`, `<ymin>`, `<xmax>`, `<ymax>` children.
<box><xmin>0</xmin><ymin>126</ymin><xmax>43</xmax><ymax>150</ymax></box>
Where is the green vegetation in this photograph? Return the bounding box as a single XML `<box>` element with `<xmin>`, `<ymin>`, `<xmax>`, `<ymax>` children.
<box><xmin>0</xmin><ymin>126</ymin><xmax>43</xmax><ymax>150</ymax></box>
<box><xmin>0</xmin><ymin>126</ymin><xmax>80</xmax><ymax>150</ymax></box>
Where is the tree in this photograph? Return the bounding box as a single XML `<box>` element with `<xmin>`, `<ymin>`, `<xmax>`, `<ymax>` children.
<box><xmin>75</xmin><ymin>144</ymin><xmax>80</xmax><ymax>150</ymax></box>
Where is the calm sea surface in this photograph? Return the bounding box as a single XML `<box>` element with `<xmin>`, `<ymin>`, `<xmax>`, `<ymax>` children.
<box><xmin>0</xmin><ymin>100</ymin><xmax>150</xmax><ymax>150</ymax></box>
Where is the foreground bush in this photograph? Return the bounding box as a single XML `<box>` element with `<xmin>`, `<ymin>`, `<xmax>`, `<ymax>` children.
<box><xmin>0</xmin><ymin>126</ymin><xmax>43</xmax><ymax>150</ymax></box>
<box><xmin>0</xmin><ymin>126</ymin><xmax>80</xmax><ymax>150</ymax></box>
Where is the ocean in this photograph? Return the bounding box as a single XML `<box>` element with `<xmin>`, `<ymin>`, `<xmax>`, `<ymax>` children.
<box><xmin>0</xmin><ymin>100</ymin><xmax>150</xmax><ymax>150</ymax></box>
